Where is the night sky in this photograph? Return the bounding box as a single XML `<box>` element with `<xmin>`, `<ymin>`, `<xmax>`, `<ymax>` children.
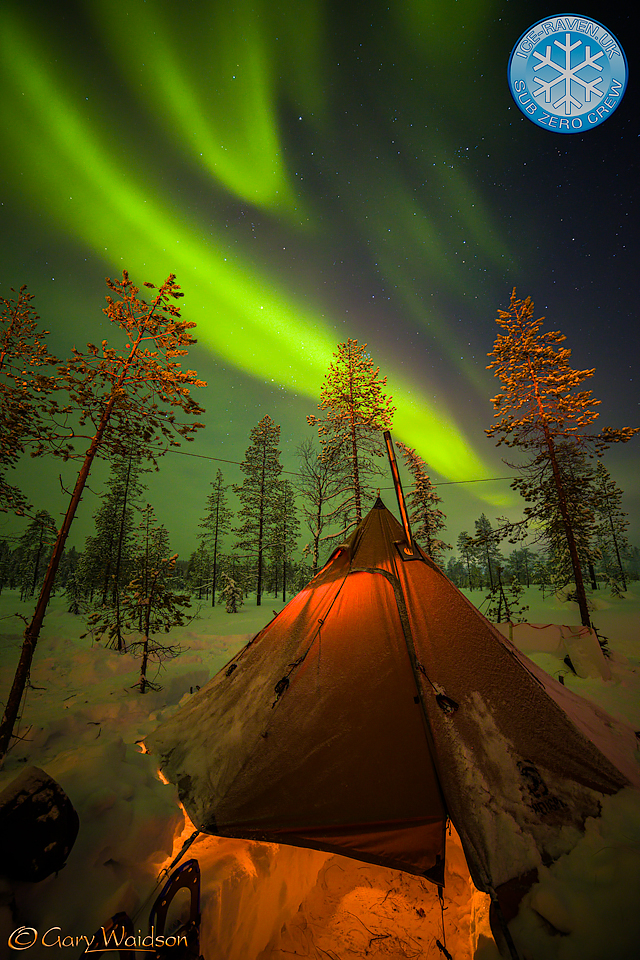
<box><xmin>1</xmin><ymin>0</ymin><xmax>638</xmax><ymax>559</ymax></box>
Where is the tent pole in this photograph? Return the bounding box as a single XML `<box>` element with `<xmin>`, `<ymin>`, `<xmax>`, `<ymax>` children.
<box><xmin>488</xmin><ymin>889</ymin><xmax>522</xmax><ymax>960</ymax></box>
<box><xmin>383</xmin><ymin>431</ymin><xmax>415</xmax><ymax>553</ymax></box>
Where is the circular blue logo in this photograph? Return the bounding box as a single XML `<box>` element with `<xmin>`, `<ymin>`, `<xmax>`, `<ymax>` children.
<box><xmin>508</xmin><ymin>14</ymin><xmax>628</xmax><ymax>132</ymax></box>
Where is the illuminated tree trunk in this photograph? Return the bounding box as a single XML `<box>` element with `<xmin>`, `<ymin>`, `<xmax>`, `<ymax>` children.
<box><xmin>543</xmin><ymin>429</ymin><xmax>591</xmax><ymax>627</ymax></box>
<box><xmin>0</xmin><ymin>395</ymin><xmax>119</xmax><ymax>760</ymax></box>
<box><xmin>0</xmin><ymin>271</ymin><xmax>205</xmax><ymax>764</ymax></box>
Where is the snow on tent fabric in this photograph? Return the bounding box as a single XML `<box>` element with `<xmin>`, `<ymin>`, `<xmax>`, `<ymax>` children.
<box><xmin>147</xmin><ymin>498</ymin><xmax>640</xmax><ymax>949</ymax></box>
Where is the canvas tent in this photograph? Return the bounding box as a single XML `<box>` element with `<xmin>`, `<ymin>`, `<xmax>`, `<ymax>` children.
<box><xmin>148</xmin><ymin>498</ymin><xmax>639</xmax><ymax>953</ymax></box>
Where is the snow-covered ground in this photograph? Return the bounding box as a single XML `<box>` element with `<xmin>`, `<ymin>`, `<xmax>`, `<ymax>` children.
<box><xmin>0</xmin><ymin>585</ymin><xmax>639</xmax><ymax>959</ymax></box>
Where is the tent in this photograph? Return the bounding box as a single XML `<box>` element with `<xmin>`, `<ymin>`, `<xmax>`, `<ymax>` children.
<box><xmin>148</xmin><ymin>498</ymin><xmax>639</xmax><ymax>955</ymax></box>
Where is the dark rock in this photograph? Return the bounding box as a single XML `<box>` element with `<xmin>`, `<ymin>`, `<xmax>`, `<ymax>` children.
<box><xmin>0</xmin><ymin>766</ymin><xmax>79</xmax><ymax>882</ymax></box>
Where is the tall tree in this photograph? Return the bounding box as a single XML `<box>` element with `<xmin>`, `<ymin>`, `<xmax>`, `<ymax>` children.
<box><xmin>592</xmin><ymin>461</ymin><xmax>630</xmax><ymax>591</ymax></box>
<box><xmin>270</xmin><ymin>479</ymin><xmax>300</xmax><ymax>603</ymax></box>
<box><xmin>307</xmin><ymin>339</ymin><xmax>395</xmax><ymax>529</ymax></box>
<box><xmin>533</xmin><ymin>441</ymin><xmax>599</xmax><ymax>593</ymax></box>
<box><xmin>396</xmin><ymin>441</ymin><xmax>450</xmax><ymax>563</ymax></box>
<box><xmin>233</xmin><ymin>415</ymin><xmax>282</xmax><ymax>606</ymax></box>
<box><xmin>456</xmin><ymin>531</ymin><xmax>475</xmax><ymax>589</ymax></box>
<box><xmin>473</xmin><ymin>513</ymin><xmax>502</xmax><ymax>591</ymax></box>
<box><xmin>505</xmin><ymin>546</ymin><xmax>537</xmax><ymax>589</ymax></box>
<box><xmin>16</xmin><ymin>510</ymin><xmax>57</xmax><ymax>601</ymax></box>
<box><xmin>186</xmin><ymin>542</ymin><xmax>212</xmax><ymax>600</ymax></box>
<box><xmin>294</xmin><ymin>438</ymin><xmax>346</xmax><ymax>575</ymax></box>
<box><xmin>80</xmin><ymin>452</ymin><xmax>147</xmax><ymax>615</ymax></box>
<box><xmin>0</xmin><ymin>287</ymin><xmax>58</xmax><ymax>515</ymax></box>
<box><xmin>198</xmin><ymin>469</ymin><xmax>232</xmax><ymax>606</ymax></box>
<box><xmin>0</xmin><ymin>271</ymin><xmax>205</xmax><ymax>762</ymax></box>
<box><xmin>486</xmin><ymin>289</ymin><xmax>637</xmax><ymax>628</ymax></box>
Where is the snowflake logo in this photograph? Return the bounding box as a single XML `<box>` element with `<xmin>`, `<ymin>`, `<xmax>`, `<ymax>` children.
<box><xmin>508</xmin><ymin>15</ymin><xmax>628</xmax><ymax>133</ymax></box>
<box><xmin>532</xmin><ymin>34</ymin><xmax>603</xmax><ymax>115</ymax></box>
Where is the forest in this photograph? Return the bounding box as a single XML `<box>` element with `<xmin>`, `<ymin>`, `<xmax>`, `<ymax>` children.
<box><xmin>1</xmin><ymin>276</ymin><xmax>638</xmax><ymax>759</ymax></box>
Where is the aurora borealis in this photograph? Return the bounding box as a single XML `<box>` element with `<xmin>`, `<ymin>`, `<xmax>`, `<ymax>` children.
<box><xmin>1</xmin><ymin>0</ymin><xmax>638</xmax><ymax>553</ymax></box>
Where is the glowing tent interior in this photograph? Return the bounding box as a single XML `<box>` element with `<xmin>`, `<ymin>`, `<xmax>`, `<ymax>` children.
<box><xmin>148</xmin><ymin>497</ymin><xmax>640</xmax><ymax>956</ymax></box>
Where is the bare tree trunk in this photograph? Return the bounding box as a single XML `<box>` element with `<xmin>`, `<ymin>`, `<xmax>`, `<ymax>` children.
<box><xmin>544</xmin><ymin>431</ymin><xmax>591</xmax><ymax>628</ymax></box>
<box><xmin>0</xmin><ymin>412</ymin><xmax>113</xmax><ymax>761</ymax></box>
<box><xmin>0</xmin><ymin>324</ymin><xmax>147</xmax><ymax>763</ymax></box>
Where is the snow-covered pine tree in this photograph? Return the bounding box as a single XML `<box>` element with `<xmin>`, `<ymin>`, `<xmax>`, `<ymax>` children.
<box><xmin>16</xmin><ymin>511</ymin><xmax>57</xmax><ymax>601</ymax></box>
<box><xmin>197</xmin><ymin>469</ymin><xmax>232</xmax><ymax>606</ymax></box>
<box><xmin>269</xmin><ymin>479</ymin><xmax>300</xmax><ymax>603</ymax></box>
<box><xmin>307</xmin><ymin>339</ymin><xmax>395</xmax><ymax>530</ymax></box>
<box><xmin>220</xmin><ymin>574</ymin><xmax>244</xmax><ymax>613</ymax></box>
<box><xmin>0</xmin><ymin>271</ymin><xmax>205</xmax><ymax>760</ymax></box>
<box><xmin>294</xmin><ymin>438</ymin><xmax>348</xmax><ymax>575</ymax></box>
<box><xmin>486</xmin><ymin>288</ymin><xmax>638</xmax><ymax>628</ymax></box>
<box><xmin>396</xmin><ymin>441</ymin><xmax>450</xmax><ymax>563</ymax></box>
<box><xmin>592</xmin><ymin>460</ymin><xmax>630</xmax><ymax>591</ymax></box>
<box><xmin>233</xmin><ymin>415</ymin><xmax>282</xmax><ymax>606</ymax></box>
<box><xmin>0</xmin><ymin>286</ymin><xmax>58</xmax><ymax>515</ymax></box>
<box><xmin>473</xmin><ymin>513</ymin><xmax>502</xmax><ymax>590</ymax></box>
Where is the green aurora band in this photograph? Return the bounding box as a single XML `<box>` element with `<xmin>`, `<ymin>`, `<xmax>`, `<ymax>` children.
<box><xmin>0</xmin><ymin>0</ymin><xmax>513</xmax><ymax>500</ymax></box>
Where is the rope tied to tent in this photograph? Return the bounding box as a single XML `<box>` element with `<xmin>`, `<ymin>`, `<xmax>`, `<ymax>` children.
<box><xmin>415</xmin><ymin>659</ymin><xmax>459</xmax><ymax>715</ymax></box>
<box><xmin>436</xmin><ymin>885</ymin><xmax>453</xmax><ymax>959</ymax></box>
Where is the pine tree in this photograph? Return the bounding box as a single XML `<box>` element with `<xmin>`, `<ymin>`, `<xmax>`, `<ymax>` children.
<box><xmin>270</xmin><ymin>479</ymin><xmax>300</xmax><ymax>602</ymax></box>
<box><xmin>85</xmin><ymin>504</ymin><xmax>187</xmax><ymax>692</ymax></box>
<box><xmin>473</xmin><ymin>514</ymin><xmax>502</xmax><ymax>590</ymax></box>
<box><xmin>396</xmin><ymin>442</ymin><xmax>450</xmax><ymax>563</ymax></box>
<box><xmin>0</xmin><ymin>271</ymin><xmax>205</xmax><ymax>761</ymax></box>
<box><xmin>0</xmin><ymin>286</ymin><xmax>58</xmax><ymax>515</ymax></box>
<box><xmin>80</xmin><ymin>453</ymin><xmax>147</xmax><ymax>616</ymax></box>
<box><xmin>592</xmin><ymin>461</ymin><xmax>630</xmax><ymax>591</ymax></box>
<box><xmin>307</xmin><ymin>339</ymin><xmax>395</xmax><ymax>529</ymax></box>
<box><xmin>486</xmin><ymin>289</ymin><xmax>638</xmax><ymax>628</ymax></box>
<box><xmin>534</xmin><ymin>441</ymin><xmax>599</xmax><ymax>594</ymax></box>
<box><xmin>233</xmin><ymin>415</ymin><xmax>282</xmax><ymax>606</ymax></box>
<box><xmin>197</xmin><ymin>469</ymin><xmax>232</xmax><ymax>606</ymax></box>
<box><xmin>126</xmin><ymin>532</ymin><xmax>189</xmax><ymax>694</ymax></box>
<box><xmin>483</xmin><ymin>566</ymin><xmax>529</xmax><ymax>623</ymax></box>
<box><xmin>505</xmin><ymin>546</ymin><xmax>537</xmax><ymax>588</ymax></box>
<box><xmin>220</xmin><ymin>574</ymin><xmax>244</xmax><ymax>613</ymax></box>
<box><xmin>16</xmin><ymin>511</ymin><xmax>57</xmax><ymax>601</ymax></box>
<box><xmin>445</xmin><ymin>555</ymin><xmax>466</xmax><ymax>588</ymax></box>
<box><xmin>456</xmin><ymin>531</ymin><xmax>476</xmax><ymax>589</ymax></box>
<box><xmin>186</xmin><ymin>542</ymin><xmax>212</xmax><ymax>600</ymax></box>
